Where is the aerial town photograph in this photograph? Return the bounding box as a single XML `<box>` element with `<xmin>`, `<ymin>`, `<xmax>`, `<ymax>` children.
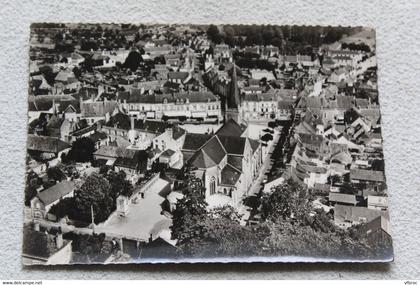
<box><xmin>23</xmin><ymin>23</ymin><xmax>393</xmax><ymax>264</ymax></box>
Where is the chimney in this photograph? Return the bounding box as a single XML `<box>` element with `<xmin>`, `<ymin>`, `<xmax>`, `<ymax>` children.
<box><xmin>130</xmin><ymin>116</ymin><xmax>135</xmax><ymax>130</ymax></box>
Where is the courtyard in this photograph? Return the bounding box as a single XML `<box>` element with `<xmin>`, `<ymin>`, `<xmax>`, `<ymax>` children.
<box><xmin>96</xmin><ymin>178</ymin><xmax>172</xmax><ymax>242</ymax></box>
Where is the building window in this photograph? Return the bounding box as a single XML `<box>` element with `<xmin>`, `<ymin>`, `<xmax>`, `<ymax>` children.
<box><xmin>210</xmin><ymin>177</ymin><xmax>216</xmax><ymax>195</ymax></box>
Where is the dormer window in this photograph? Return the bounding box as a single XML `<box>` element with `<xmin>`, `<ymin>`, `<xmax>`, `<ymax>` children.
<box><xmin>163</xmin><ymin>99</ymin><xmax>168</xmax><ymax>104</ymax></box>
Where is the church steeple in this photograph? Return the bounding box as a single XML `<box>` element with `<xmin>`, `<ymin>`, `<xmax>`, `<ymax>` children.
<box><xmin>224</xmin><ymin>62</ymin><xmax>242</xmax><ymax>124</ymax></box>
<box><xmin>227</xmin><ymin>62</ymin><xmax>240</xmax><ymax>109</ymax></box>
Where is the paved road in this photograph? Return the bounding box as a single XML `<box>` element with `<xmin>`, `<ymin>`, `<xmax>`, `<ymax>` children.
<box><xmin>247</xmin><ymin>130</ymin><xmax>281</xmax><ymax>197</ymax></box>
<box><xmin>237</xmin><ymin>129</ymin><xmax>281</xmax><ymax>224</ymax></box>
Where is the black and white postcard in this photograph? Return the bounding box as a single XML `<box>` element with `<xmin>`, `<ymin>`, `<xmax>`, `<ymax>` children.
<box><xmin>23</xmin><ymin>23</ymin><xmax>393</xmax><ymax>264</ymax></box>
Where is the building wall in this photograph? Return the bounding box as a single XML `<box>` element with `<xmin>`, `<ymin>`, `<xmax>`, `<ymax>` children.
<box><xmin>123</xmin><ymin>101</ymin><xmax>222</xmax><ymax>121</ymax></box>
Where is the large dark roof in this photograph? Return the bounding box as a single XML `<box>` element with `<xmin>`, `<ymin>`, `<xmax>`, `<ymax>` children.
<box><xmin>182</xmin><ymin>133</ymin><xmax>212</xmax><ymax>151</ymax></box>
<box><xmin>216</xmin><ymin>119</ymin><xmax>245</xmax><ymax>137</ymax></box>
<box><xmin>88</xmin><ymin>131</ymin><xmax>108</xmax><ymax>143</ymax></box>
<box><xmin>350</xmin><ymin>169</ymin><xmax>385</xmax><ymax>182</ymax></box>
<box><xmin>200</xmin><ymin>136</ymin><xmax>226</xmax><ymax>165</ymax></box>
<box><xmin>171</xmin><ymin>126</ymin><xmax>186</xmax><ymax>140</ymax></box>
<box><xmin>140</xmin><ymin>237</ymin><xmax>178</xmax><ymax>260</ymax></box>
<box><xmin>104</xmin><ymin>112</ymin><xmax>131</xmax><ymax>130</ymax></box>
<box><xmin>27</xmin><ymin>134</ymin><xmax>70</xmax><ymax>153</ymax></box>
<box><xmin>114</xmin><ymin>157</ymin><xmax>138</xmax><ymax>169</ymax></box>
<box><xmin>161</xmin><ymin>149</ymin><xmax>176</xmax><ymax>157</ymax></box>
<box><xmin>167</xmin><ymin>71</ymin><xmax>189</xmax><ymax>80</ymax></box>
<box><xmin>93</xmin><ymin>145</ymin><xmax>138</xmax><ymax>159</ymax></box>
<box><xmin>189</xmin><ymin>149</ymin><xmax>216</xmax><ymax>169</ymax></box>
<box><xmin>220</xmin><ymin>164</ymin><xmax>241</xmax><ymax>186</ymax></box>
<box><xmin>227</xmin><ymin>155</ymin><xmax>242</xmax><ymax>171</ymax></box>
<box><xmin>217</xmin><ymin>135</ymin><xmax>246</xmax><ymax>155</ymax></box>
<box><xmin>37</xmin><ymin>181</ymin><xmax>75</xmax><ymax>205</ymax></box>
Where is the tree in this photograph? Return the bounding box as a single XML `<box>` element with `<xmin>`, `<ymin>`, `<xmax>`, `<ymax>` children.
<box><xmin>123</xmin><ymin>50</ymin><xmax>143</xmax><ymax>71</ymax></box>
<box><xmin>47</xmin><ymin>166</ymin><xmax>66</xmax><ymax>182</ymax></box>
<box><xmin>104</xmin><ymin>170</ymin><xmax>134</xmax><ymax>201</ymax></box>
<box><xmin>207</xmin><ymin>24</ymin><xmax>222</xmax><ymax>44</ymax></box>
<box><xmin>161</xmin><ymin>115</ymin><xmax>169</xmax><ymax>122</ymax></box>
<box><xmin>344</xmin><ymin>108</ymin><xmax>359</xmax><ymax>124</ymax></box>
<box><xmin>260</xmin><ymin>178</ymin><xmax>312</xmax><ymax>223</ymax></box>
<box><xmin>72</xmin><ymin>66</ymin><xmax>82</xmax><ymax>78</ymax></box>
<box><xmin>261</xmin><ymin>133</ymin><xmax>273</xmax><ymax>142</ymax></box>
<box><xmin>223</xmin><ymin>26</ymin><xmax>236</xmax><ymax>47</ymax></box>
<box><xmin>48</xmin><ymin>197</ymin><xmax>77</xmax><ymax>220</ymax></box>
<box><xmin>38</xmin><ymin>66</ymin><xmax>56</xmax><ymax>86</ymax></box>
<box><xmin>67</xmin><ymin>137</ymin><xmax>96</xmax><ymax>162</ymax></box>
<box><xmin>69</xmin><ymin>233</ymin><xmax>117</xmax><ymax>263</ymax></box>
<box><xmin>208</xmin><ymin>205</ymin><xmax>242</xmax><ymax>223</ymax></box>
<box><xmin>25</xmin><ymin>171</ymin><xmax>40</xmax><ymax>206</ymax></box>
<box><xmin>327</xmin><ymin>174</ymin><xmax>343</xmax><ymax>186</ymax></box>
<box><xmin>170</xmin><ymin>174</ymin><xmax>207</xmax><ymax>254</ymax></box>
<box><xmin>371</xmin><ymin>159</ymin><xmax>385</xmax><ymax>171</ymax></box>
<box><xmin>194</xmin><ymin>216</ymin><xmax>266</xmax><ymax>257</ymax></box>
<box><xmin>80</xmin><ymin>56</ymin><xmax>94</xmax><ymax>72</ymax></box>
<box><xmin>74</xmin><ymin>173</ymin><xmax>113</xmax><ymax>223</ymax></box>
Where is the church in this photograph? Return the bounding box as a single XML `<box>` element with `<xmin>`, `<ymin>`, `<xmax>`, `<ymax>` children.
<box><xmin>181</xmin><ymin>119</ymin><xmax>263</xmax><ymax>208</ymax></box>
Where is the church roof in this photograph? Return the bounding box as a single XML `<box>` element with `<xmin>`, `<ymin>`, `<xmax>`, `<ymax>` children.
<box><xmin>182</xmin><ymin>133</ymin><xmax>212</xmax><ymax>151</ymax></box>
<box><xmin>216</xmin><ymin>119</ymin><xmax>245</xmax><ymax>137</ymax></box>
<box><xmin>220</xmin><ymin>164</ymin><xmax>241</xmax><ymax>186</ymax></box>
<box><xmin>190</xmin><ymin>149</ymin><xmax>217</xmax><ymax>169</ymax></box>
<box><xmin>200</xmin><ymin>136</ymin><xmax>226</xmax><ymax>164</ymax></box>
<box><xmin>217</xmin><ymin>135</ymin><xmax>246</xmax><ymax>155</ymax></box>
<box><xmin>227</xmin><ymin>155</ymin><xmax>242</xmax><ymax>171</ymax></box>
<box><xmin>226</xmin><ymin>64</ymin><xmax>240</xmax><ymax>109</ymax></box>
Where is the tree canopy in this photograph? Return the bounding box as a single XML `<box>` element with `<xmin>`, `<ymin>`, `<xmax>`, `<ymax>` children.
<box><xmin>65</xmin><ymin>137</ymin><xmax>96</xmax><ymax>163</ymax></box>
<box><xmin>74</xmin><ymin>173</ymin><xmax>113</xmax><ymax>223</ymax></box>
<box><xmin>170</xmin><ymin>176</ymin><xmax>389</xmax><ymax>260</ymax></box>
<box><xmin>123</xmin><ymin>50</ymin><xmax>143</xmax><ymax>71</ymax></box>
